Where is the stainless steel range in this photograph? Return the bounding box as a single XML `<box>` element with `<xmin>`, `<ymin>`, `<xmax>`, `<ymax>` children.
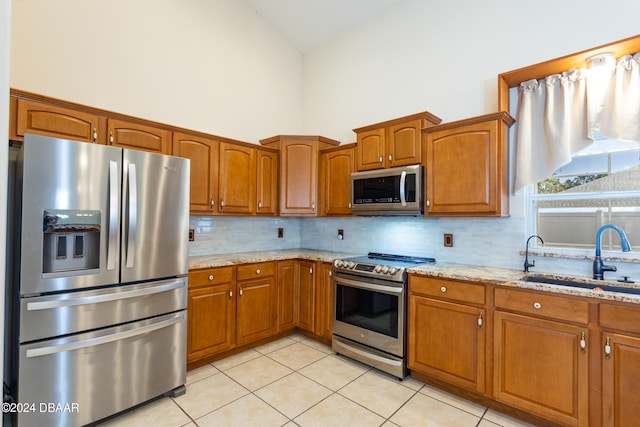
<box><xmin>332</xmin><ymin>252</ymin><xmax>435</xmax><ymax>379</ymax></box>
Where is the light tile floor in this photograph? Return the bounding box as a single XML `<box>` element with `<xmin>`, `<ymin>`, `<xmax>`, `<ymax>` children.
<box><xmin>99</xmin><ymin>334</ymin><xmax>536</xmax><ymax>427</ymax></box>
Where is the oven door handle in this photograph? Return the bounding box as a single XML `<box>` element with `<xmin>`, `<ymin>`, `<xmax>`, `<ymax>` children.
<box><xmin>336</xmin><ymin>276</ymin><xmax>403</xmax><ymax>294</ymax></box>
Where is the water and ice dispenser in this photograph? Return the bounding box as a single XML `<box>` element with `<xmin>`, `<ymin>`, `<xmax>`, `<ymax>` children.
<box><xmin>42</xmin><ymin>210</ymin><xmax>101</xmax><ymax>276</ymax></box>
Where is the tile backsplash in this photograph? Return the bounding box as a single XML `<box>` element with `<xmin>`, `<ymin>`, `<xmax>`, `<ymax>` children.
<box><xmin>189</xmin><ymin>214</ymin><xmax>640</xmax><ymax>281</ymax></box>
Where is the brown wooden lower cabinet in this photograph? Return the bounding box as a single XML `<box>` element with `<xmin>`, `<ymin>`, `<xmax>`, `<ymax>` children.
<box><xmin>187</xmin><ymin>267</ymin><xmax>235</xmax><ymax>364</ymax></box>
<box><xmin>187</xmin><ymin>263</ymin><xmax>276</xmax><ymax>364</ymax></box>
<box><xmin>314</xmin><ymin>262</ymin><xmax>334</xmax><ymax>340</ymax></box>
<box><xmin>493</xmin><ymin>311</ymin><xmax>589</xmax><ymax>426</ymax></box>
<box><xmin>277</xmin><ymin>260</ymin><xmax>298</xmax><ymax>331</ymax></box>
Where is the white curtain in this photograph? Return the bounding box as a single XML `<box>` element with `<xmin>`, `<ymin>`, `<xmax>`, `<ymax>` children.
<box><xmin>513</xmin><ymin>52</ymin><xmax>640</xmax><ymax>194</ymax></box>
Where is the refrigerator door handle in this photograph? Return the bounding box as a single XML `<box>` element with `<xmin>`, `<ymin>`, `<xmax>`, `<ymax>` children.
<box><xmin>26</xmin><ymin>313</ymin><xmax>185</xmax><ymax>358</ymax></box>
<box><xmin>26</xmin><ymin>278</ymin><xmax>186</xmax><ymax>311</ymax></box>
<box><xmin>107</xmin><ymin>160</ymin><xmax>119</xmax><ymax>270</ymax></box>
<box><xmin>126</xmin><ymin>163</ymin><xmax>137</xmax><ymax>269</ymax></box>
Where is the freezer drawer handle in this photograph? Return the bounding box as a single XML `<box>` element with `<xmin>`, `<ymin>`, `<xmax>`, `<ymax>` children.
<box><xmin>126</xmin><ymin>162</ymin><xmax>137</xmax><ymax>268</ymax></box>
<box><xmin>107</xmin><ymin>161</ymin><xmax>119</xmax><ymax>270</ymax></box>
<box><xmin>26</xmin><ymin>279</ymin><xmax>186</xmax><ymax>311</ymax></box>
<box><xmin>26</xmin><ymin>313</ymin><xmax>185</xmax><ymax>358</ymax></box>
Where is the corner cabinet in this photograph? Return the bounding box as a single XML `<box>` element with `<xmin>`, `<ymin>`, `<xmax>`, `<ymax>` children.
<box><xmin>493</xmin><ymin>288</ymin><xmax>589</xmax><ymax>427</ymax></box>
<box><xmin>260</xmin><ymin>135</ymin><xmax>339</xmax><ymax>216</ymax></box>
<box><xmin>423</xmin><ymin>112</ymin><xmax>514</xmax><ymax>216</ymax></box>
<box><xmin>408</xmin><ymin>276</ymin><xmax>487</xmax><ymax>394</ymax></box>
<box><xmin>354</xmin><ymin>111</ymin><xmax>441</xmax><ymax>171</ymax></box>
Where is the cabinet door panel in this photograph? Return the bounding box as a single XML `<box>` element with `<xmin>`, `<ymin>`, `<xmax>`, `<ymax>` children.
<box><xmin>172</xmin><ymin>132</ymin><xmax>218</xmax><ymax>214</ymax></box>
<box><xmin>108</xmin><ymin>119</ymin><xmax>170</xmax><ymax>154</ymax></box>
<box><xmin>16</xmin><ymin>98</ymin><xmax>100</xmax><ymax>143</ymax></box>
<box><xmin>281</xmin><ymin>142</ymin><xmax>317</xmax><ymax>214</ymax></box>
<box><xmin>278</xmin><ymin>261</ymin><xmax>297</xmax><ymax>331</ymax></box>
<box><xmin>493</xmin><ymin>311</ymin><xmax>588</xmax><ymax>426</ymax></box>
<box><xmin>187</xmin><ymin>284</ymin><xmax>234</xmax><ymax>362</ymax></box>
<box><xmin>602</xmin><ymin>332</ymin><xmax>640</xmax><ymax>427</ymax></box>
<box><xmin>314</xmin><ymin>263</ymin><xmax>334</xmax><ymax>339</ymax></box>
<box><xmin>356</xmin><ymin>129</ymin><xmax>385</xmax><ymax>171</ymax></box>
<box><xmin>387</xmin><ymin>120</ymin><xmax>421</xmax><ymax>167</ymax></box>
<box><xmin>298</xmin><ymin>261</ymin><xmax>315</xmax><ymax>331</ymax></box>
<box><xmin>408</xmin><ymin>296</ymin><xmax>485</xmax><ymax>393</ymax></box>
<box><xmin>321</xmin><ymin>147</ymin><xmax>354</xmax><ymax>216</ymax></box>
<box><xmin>256</xmin><ymin>150</ymin><xmax>278</xmax><ymax>215</ymax></box>
<box><xmin>236</xmin><ymin>277</ymin><xmax>276</xmax><ymax>345</ymax></box>
<box><xmin>219</xmin><ymin>143</ymin><xmax>256</xmax><ymax>214</ymax></box>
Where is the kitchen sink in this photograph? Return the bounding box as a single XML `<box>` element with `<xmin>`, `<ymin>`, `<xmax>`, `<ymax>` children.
<box><xmin>523</xmin><ymin>274</ymin><xmax>640</xmax><ymax>296</ymax></box>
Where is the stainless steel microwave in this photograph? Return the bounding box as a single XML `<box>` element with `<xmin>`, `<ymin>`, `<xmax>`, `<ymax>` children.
<box><xmin>351</xmin><ymin>165</ymin><xmax>423</xmax><ymax>215</ymax></box>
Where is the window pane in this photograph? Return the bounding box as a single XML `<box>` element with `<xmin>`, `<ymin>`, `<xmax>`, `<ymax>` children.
<box><xmin>536</xmin><ymin>203</ymin><xmax>640</xmax><ymax>249</ymax></box>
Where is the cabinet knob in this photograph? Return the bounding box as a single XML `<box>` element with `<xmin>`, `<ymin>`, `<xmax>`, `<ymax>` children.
<box><xmin>388</xmin><ymin>154</ymin><xmax>393</xmax><ymax>163</ymax></box>
<box><xmin>580</xmin><ymin>331</ymin><xmax>587</xmax><ymax>354</ymax></box>
<box><xmin>478</xmin><ymin>312</ymin><xmax>483</xmax><ymax>328</ymax></box>
<box><xmin>533</xmin><ymin>302</ymin><xmax>542</xmax><ymax>309</ymax></box>
<box><xmin>109</xmin><ymin>132</ymin><xmax>114</xmax><ymax>145</ymax></box>
<box><xmin>256</xmin><ymin>269</ymin><xmax>261</xmax><ymax>274</ymax></box>
<box><xmin>312</xmin><ymin>202</ymin><xmax>315</xmax><ymax>211</ymax></box>
<box><xmin>440</xmin><ymin>286</ymin><xmax>447</xmax><ymax>293</ymax></box>
<box><xmin>379</xmin><ymin>156</ymin><xmax>383</xmax><ymax>163</ymax></box>
<box><xmin>220</xmin><ymin>200</ymin><xmax>225</xmax><ymax>208</ymax></box>
<box><xmin>329</xmin><ymin>271</ymin><xmax>332</xmax><ymax>277</ymax></box>
<box><xmin>310</xmin><ymin>267</ymin><xmax>313</xmax><ymax>274</ymax></box>
<box><xmin>348</xmin><ymin>202</ymin><xmax>352</xmax><ymax>209</ymax></box>
<box><xmin>210</xmin><ymin>198</ymin><xmax>215</xmax><ymax>208</ymax></box>
<box><xmin>239</xmin><ymin>287</ymin><xmax>243</xmax><ymax>296</ymax></box>
<box><xmin>258</xmin><ymin>201</ymin><xmax>262</xmax><ymax>210</ymax></box>
<box><xmin>605</xmin><ymin>336</ymin><xmax>611</xmax><ymax>359</ymax></box>
<box><xmin>208</xmin><ymin>275</ymin><xmax>214</xmax><ymax>281</ymax></box>
<box><xmin>92</xmin><ymin>128</ymin><xmax>98</xmax><ymax>143</ymax></box>
<box><xmin>229</xmin><ymin>289</ymin><xmax>233</xmax><ymax>299</ymax></box>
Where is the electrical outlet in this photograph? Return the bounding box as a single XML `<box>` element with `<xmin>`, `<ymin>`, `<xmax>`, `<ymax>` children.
<box><xmin>338</xmin><ymin>229</ymin><xmax>344</xmax><ymax>240</ymax></box>
<box><xmin>444</xmin><ymin>233</ymin><xmax>453</xmax><ymax>247</ymax></box>
<box><xmin>188</xmin><ymin>229</ymin><xmax>195</xmax><ymax>241</ymax></box>
<box><xmin>278</xmin><ymin>228</ymin><xmax>284</xmax><ymax>238</ymax></box>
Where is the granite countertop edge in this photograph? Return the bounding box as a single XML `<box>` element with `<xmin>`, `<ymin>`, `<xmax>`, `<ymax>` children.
<box><xmin>409</xmin><ymin>263</ymin><xmax>640</xmax><ymax>304</ymax></box>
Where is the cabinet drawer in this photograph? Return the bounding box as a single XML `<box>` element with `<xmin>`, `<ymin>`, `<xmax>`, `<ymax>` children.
<box><xmin>237</xmin><ymin>262</ymin><xmax>275</xmax><ymax>281</ymax></box>
<box><xmin>600</xmin><ymin>303</ymin><xmax>640</xmax><ymax>334</ymax></box>
<box><xmin>409</xmin><ymin>275</ymin><xmax>485</xmax><ymax>305</ymax></box>
<box><xmin>189</xmin><ymin>267</ymin><xmax>234</xmax><ymax>288</ymax></box>
<box><xmin>494</xmin><ymin>287</ymin><xmax>589</xmax><ymax>324</ymax></box>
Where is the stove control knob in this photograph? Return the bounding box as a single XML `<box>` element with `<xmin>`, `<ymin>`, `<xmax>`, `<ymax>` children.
<box><xmin>374</xmin><ymin>265</ymin><xmax>382</xmax><ymax>273</ymax></box>
<box><xmin>389</xmin><ymin>267</ymin><xmax>398</xmax><ymax>275</ymax></box>
<box><xmin>382</xmin><ymin>266</ymin><xmax>390</xmax><ymax>274</ymax></box>
<box><xmin>334</xmin><ymin>260</ymin><xmax>340</xmax><ymax>268</ymax></box>
<box><xmin>348</xmin><ymin>262</ymin><xmax>356</xmax><ymax>269</ymax></box>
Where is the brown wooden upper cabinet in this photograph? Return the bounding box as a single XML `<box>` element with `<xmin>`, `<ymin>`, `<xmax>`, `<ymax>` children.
<box><xmin>218</xmin><ymin>142</ymin><xmax>256</xmax><ymax>214</ymax></box>
<box><xmin>11</xmin><ymin>96</ymin><xmax>103</xmax><ymax>144</ymax></box>
<box><xmin>423</xmin><ymin>112</ymin><xmax>514</xmax><ymax>217</ymax></box>
<box><xmin>172</xmin><ymin>132</ymin><xmax>219</xmax><ymax>215</ymax></box>
<box><xmin>260</xmin><ymin>135</ymin><xmax>339</xmax><ymax>216</ymax></box>
<box><xmin>256</xmin><ymin>149</ymin><xmax>279</xmax><ymax>215</ymax></box>
<box><xmin>354</xmin><ymin>111</ymin><xmax>441</xmax><ymax>171</ymax></box>
<box><xmin>320</xmin><ymin>143</ymin><xmax>356</xmax><ymax>216</ymax></box>
<box><xmin>107</xmin><ymin>118</ymin><xmax>171</xmax><ymax>154</ymax></box>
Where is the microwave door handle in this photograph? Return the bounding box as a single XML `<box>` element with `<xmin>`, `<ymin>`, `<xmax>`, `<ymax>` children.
<box><xmin>107</xmin><ymin>161</ymin><xmax>118</xmax><ymax>271</ymax></box>
<box><xmin>400</xmin><ymin>170</ymin><xmax>407</xmax><ymax>206</ymax></box>
<box><xmin>126</xmin><ymin>163</ymin><xmax>137</xmax><ymax>269</ymax></box>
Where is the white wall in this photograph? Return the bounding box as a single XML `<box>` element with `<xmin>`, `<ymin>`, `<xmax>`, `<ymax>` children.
<box><xmin>10</xmin><ymin>0</ymin><xmax>304</xmax><ymax>143</ymax></box>
<box><xmin>303</xmin><ymin>0</ymin><xmax>640</xmax><ymax>142</ymax></box>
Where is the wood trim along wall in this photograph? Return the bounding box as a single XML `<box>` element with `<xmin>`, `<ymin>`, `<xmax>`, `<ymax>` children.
<box><xmin>497</xmin><ymin>34</ymin><xmax>640</xmax><ymax>111</ymax></box>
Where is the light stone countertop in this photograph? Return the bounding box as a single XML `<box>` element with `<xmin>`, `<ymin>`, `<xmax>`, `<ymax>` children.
<box><xmin>409</xmin><ymin>263</ymin><xmax>640</xmax><ymax>304</ymax></box>
<box><xmin>188</xmin><ymin>249</ymin><xmax>361</xmax><ymax>270</ymax></box>
<box><xmin>189</xmin><ymin>250</ymin><xmax>640</xmax><ymax>304</ymax></box>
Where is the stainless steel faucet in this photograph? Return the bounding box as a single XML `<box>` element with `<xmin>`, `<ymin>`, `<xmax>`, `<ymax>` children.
<box><xmin>524</xmin><ymin>235</ymin><xmax>544</xmax><ymax>272</ymax></box>
<box><xmin>593</xmin><ymin>224</ymin><xmax>632</xmax><ymax>280</ymax></box>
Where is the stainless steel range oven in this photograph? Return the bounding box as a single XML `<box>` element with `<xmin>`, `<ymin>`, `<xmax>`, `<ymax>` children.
<box><xmin>332</xmin><ymin>253</ymin><xmax>435</xmax><ymax>379</ymax></box>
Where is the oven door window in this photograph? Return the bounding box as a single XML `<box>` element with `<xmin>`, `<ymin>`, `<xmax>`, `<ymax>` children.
<box><xmin>335</xmin><ymin>283</ymin><xmax>399</xmax><ymax>338</ymax></box>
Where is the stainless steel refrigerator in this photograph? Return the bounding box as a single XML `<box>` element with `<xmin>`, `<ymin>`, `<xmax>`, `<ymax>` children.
<box><xmin>5</xmin><ymin>134</ymin><xmax>190</xmax><ymax>426</ymax></box>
